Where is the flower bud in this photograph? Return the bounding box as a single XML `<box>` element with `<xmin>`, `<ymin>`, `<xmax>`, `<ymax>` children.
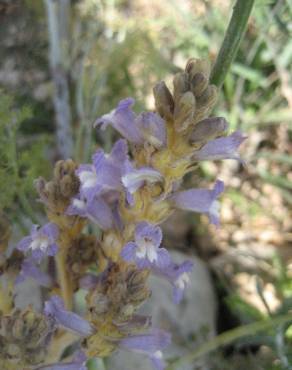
<box><xmin>174</xmin><ymin>91</ymin><xmax>196</xmax><ymax>131</ymax></box>
<box><xmin>189</xmin><ymin>117</ymin><xmax>228</xmax><ymax>145</ymax></box>
<box><xmin>190</xmin><ymin>72</ymin><xmax>209</xmax><ymax>98</ymax></box>
<box><xmin>194</xmin><ymin>85</ymin><xmax>218</xmax><ymax>123</ymax></box>
<box><xmin>173</xmin><ymin>72</ymin><xmax>189</xmax><ymax>103</ymax></box>
<box><xmin>153</xmin><ymin>81</ymin><xmax>174</xmax><ymax>120</ymax></box>
<box><xmin>185</xmin><ymin>58</ymin><xmax>211</xmax><ymax>81</ymax></box>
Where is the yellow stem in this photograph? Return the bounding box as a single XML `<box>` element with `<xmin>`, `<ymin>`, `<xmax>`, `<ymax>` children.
<box><xmin>0</xmin><ymin>281</ymin><xmax>14</xmax><ymax>314</ymax></box>
<box><xmin>56</xmin><ymin>246</ymin><xmax>73</xmax><ymax>310</ymax></box>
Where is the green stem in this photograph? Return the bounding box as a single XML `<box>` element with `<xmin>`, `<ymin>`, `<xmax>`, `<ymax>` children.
<box><xmin>167</xmin><ymin>313</ymin><xmax>292</xmax><ymax>370</ymax></box>
<box><xmin>210</xmin><ymin>0</ymin><xmax>255</xmax><ymax>88</ymax></box>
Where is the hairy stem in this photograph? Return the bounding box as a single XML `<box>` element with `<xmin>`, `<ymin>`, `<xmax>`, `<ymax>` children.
<box><xmin>167</xmin><ymin>313</ymin><xmax>292</xmax><ymax>369</ymax></box>
<box><xmin>210</xmin><ymin>0</ymin><xmax>255</xmax><ymax>88</ymax></box>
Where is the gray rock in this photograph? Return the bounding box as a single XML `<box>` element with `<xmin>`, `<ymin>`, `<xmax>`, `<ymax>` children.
<box><xmin>107</xmin><ymin>251</ymin><xmax>217</xmax><ymax>370</ymax></box>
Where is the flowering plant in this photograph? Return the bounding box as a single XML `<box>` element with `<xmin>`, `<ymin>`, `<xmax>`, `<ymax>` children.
<box><xmin>0</xmin><ymin>58</ymin><xmax>245</xmax><ymax>370</ymax></box>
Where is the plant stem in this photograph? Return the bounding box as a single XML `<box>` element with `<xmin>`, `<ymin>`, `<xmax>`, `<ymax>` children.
<box><xmin>56</xmin><ymin>247</ymin><xmax>73</xmax><ymax>310</ymax></box>
<box><xmin>210</xmin><ymin>0</ymin><xmax>255</xmax><ymax>88</ymax></box>
<box><xmin>167</xmin><ymin>313</ymin><xmax>292</xmax><ymax>370</ymax></box>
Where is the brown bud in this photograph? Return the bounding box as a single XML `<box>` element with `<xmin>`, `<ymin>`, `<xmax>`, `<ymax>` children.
<box><xmin>153</xmin><ymin>81</ymin><xmax>174</xmax><ymax>120</ymax></box>
<box><xmin>194</xmin><ymin>85</ymin><xmax>218</xmax><ymax>123</ymax></box>
<box><xmin>173</xmin><ymin>72</ymin><xmax>189</xmax><ymax>104</ymax></box>
<box><xmin>87</xmin><ymin>291</ymin><xmax>110</xmax><ymax>318</ymax></box>
<box><xmin>189</xmin><ymin>117</ymin><xmax>228</xmax><ymax>145</ymax></box>
<box><xmin>185</xmin><ymin>58</ymin><xmax>211</xmax><ymax>81</ymax></box>
<box><xmin>190</xmin><ymin>72</ymin><xmax>209</xmax><ymax>98</ymax></box>
<box><xmin>174</xmin><ymin>91</ymin><xmax>196</xmax><ymax>131</ymax></box>
<box><xmin>0</xmin><ymin>307</ymin><xmax>53</xmax><ymax>365</ymax></box>
<box><xmin>53</xmin><ymin>159</ymin><xmax>77</xmax><ymax>181</ymax></box>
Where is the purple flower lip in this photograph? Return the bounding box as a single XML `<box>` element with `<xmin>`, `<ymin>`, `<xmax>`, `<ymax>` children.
<box><xmin>16</xmin><ymin>223</ymin><xmax>59</xmax><ymax>262</ymax></box>
<box><xmin>121</xmin><ymin>222</ymin><xmax>171</xmax><ymax>269</ymax></box>
<box><xmin>193</xmin><ymin>130</ymin><xmax>247</xmax><ymax>162</ymax></box>
<box><xmin>170</xmin><ymin>179</ymin><xmax>225</xmax><ymax>226</ymax></box>
<box><xmin>119</xmin><ymin>328</ymin><xmax>171</xmax><ymax>370</ymax></box>
<box><xmin>122</xmin><ymin>160</ymin><xmax>163</xmax><ymax>195</ymax></box>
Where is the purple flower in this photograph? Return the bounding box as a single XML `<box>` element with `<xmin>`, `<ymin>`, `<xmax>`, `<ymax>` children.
<box><xmin>119</xmin><ymin>328</ymin><xmax>171</xmax><ymax>370</ymax></box>
<box><xmin>122</xmin><ymin>160</ymin><xmax>163</xmax><ymax>195</ymax></box>
<box><xmin>95</xmin><ymin>98</ymin><xmax>144</xmax><ymax>143</ymax></box>
<box><xmin>67</xmin><ymin>193</ymin><xmax>114</xmax><ymax>230</ymax></box>
<box><xmin>159</xmin><ymin>260</ymin><xmax>193</xmax><ymax>304</ymax></box>
<box><xmin>121</xmin><ymin>222</ymin><xmax>170</xmax><ymax>269</ymax></box>
<box><xmin>36</xmin><ymin>351</ymin><xmax>87</xmax><ymax>370</ymax></box>
<box><xmin>170</xmin><ymin>180</ymin><xmax>224</xmax><ymax>226</ymax></box>
<box><xmin>44</xmin><ymin>295</ymin><xmax>94</xmax><ymax>337</ymax></box>
<box><xmin>16</xmin><ymin>223</ymin><xmax>59</xmax><ymax>262</ymax></box>
<box><xmin>193</xmin><ymin>131</ymin><xmax>246</xmax><ymax>162</ymax></box>
<box><xmin>16</xmin><ymin>258</ymin><xmax>52</xmax><ymax>287</ymax></box>
<box><xmin>95</xmin><ymin>98</ymin><xmax>166</xmax><ymax>147</ymax></box>
<box><xmin>76</xmin><ymin>139</ymin><xmax>128</xmax><ymax>201</ymax></box>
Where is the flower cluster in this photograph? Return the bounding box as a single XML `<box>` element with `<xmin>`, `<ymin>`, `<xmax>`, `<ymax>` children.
<box><xmin>1</xmin><ymin>58</ymin><xmax>245</xmax><ymax>370</ymax></box>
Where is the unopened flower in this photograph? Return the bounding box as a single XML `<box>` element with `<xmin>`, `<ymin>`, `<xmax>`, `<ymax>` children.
<box><xmin>16</xmin><ymin>223</ymin><xmax>59</xmax><ymax>262</ymax></box>
<box><xmin>170</xmin><ymin>180</ymin><xmax>224</xmax><ymax>225</ymax></box>
<box><xmin>119</xmin><ymin>328</ymin><xmax>171</xmax><ymax>370</ymax></box>
<box><xmin>121</xmin><ymin>222</ymin><xmax>170</xmax><ymax>269</ymax></box>
<box><xmin>189</xmin><ymin>117</ymin><xmax>228</xmax><ymax>144</ymax></box>
<box><xmin>44</xmin><ymin>296</ymin><xmax>94</xmax><ymax>337</ymax></box>
<box><xmin>193</xmin><ymin>131</ymin><xmax>246</xmax><ymax>162</ymax></box>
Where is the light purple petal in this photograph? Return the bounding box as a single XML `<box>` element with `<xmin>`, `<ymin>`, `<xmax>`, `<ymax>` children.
<box><xmin>152</xmin><ymin>260</ymin><xmax>193</xmax><ymax>304</ymax></box>
<box><xmin>16</xmin><ymin>235</ymin><xmax>32</xmax><ymax>252</ymax></box>
<box><xmin>119</xmin><ymin>328</ymin><xmax>170</xmax><ymax>369</ymax></box>
<box><xmin>122</xmin><ymin>161</ymin><xmax>163</xmax><ymax>194</ymax></box>
<box><xmin>95</xmin><ymin>98</ymin><xmax>144</xmax><ymax>144</ymax></box>
<box><xmin>120</xmin><ymin>328</ymin><xmax>171</xmax><ymax>353</ymax></box>
<box><xmin>136</xmin><ymin>112</ymin><xmax>167</xmax><ymax>148</ymax></box>
<box><xmin>86</xmin><ymin>196</ymin><xmax>113</xmax><ymax>230</ymax></box>
<box><xmin>16</xmin><ymin>258</ymin><xmax>52</xmax><ymax>287</ymax></box>
<box><xmin>156</xmin><ymin>248</ymin><xmax>172</xmax><ymax>269</ymax></box>
<box><xmin>16</xmin><ymin>223</ymin><xmax>59</xmax><ymax>262</ymax></box>
<box><xmin>120</xmin><ymin>242</ymin><xmax>137</xmax><ymax>261</ymax></box>
<box><xmin>44</xmin><ymin>296</ymin><xmax>93</xmax><ymax>337</ymax></box>
<box><xmin>42</xmin><ymin>223</ymin><xmax>59</xmax><ymax>241</ymax></box>
<box><xmin>110</xmin><ymin>139</ymin><xmax>129</xmax><ymax>165</ymax></box>
<box><xmin>66</xmin><ymin>194</ymin><xmax>88</xmax><ymax>217</ymax></box>
<box><xmin>194</xmin><ymin>131</ymin><xmax>246</xmax><ymax>161</ymax></box>
<box><xmin>151</xmin><ymin>351</ymin><xmax>167</xmax><ymax>370</ymax></box>
<box><xmin>135</xmin><ymin>222</ymin><xmax>163</xmax><ymax>249</ymax></box>
<box><xmin>170</xmin><ymin>180</ymin><xmax>224</xmax><ymax>225</ymax></box>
